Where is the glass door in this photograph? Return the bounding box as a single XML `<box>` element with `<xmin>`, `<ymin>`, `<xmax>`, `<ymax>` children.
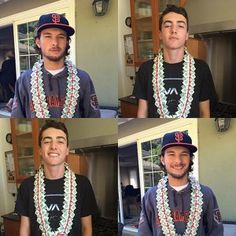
<box><xmin>135</xmin><ymin>0</ymin><xmax>153</xmax><ymax>61</ymax></box>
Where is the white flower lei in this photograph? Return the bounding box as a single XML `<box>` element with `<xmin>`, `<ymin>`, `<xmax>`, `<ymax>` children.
<box><xmin>156</xmin><ymin>175</ymin><xmax>203</xmax><ymax>236</ymax></box>
<box><xmin>30</xmin><ymin>59</ymin><xmax>80</xmax><ymax>118</ymax></box>
<box><xmin>33</xmin><ymin>164</ymin><xmax>77</xmax><ymax>236</ymax></box>
<box><xmin>152</xmin><ymin>49</ymin><xmax>196</xmax><ymax>118</ymax></box>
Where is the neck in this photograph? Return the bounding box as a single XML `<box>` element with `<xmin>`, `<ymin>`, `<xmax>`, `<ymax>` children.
<box><xmin>168</xmin><ymin>174</ymin><xmax>188</xmax><ymax>187</ymax></box>
<box><xmin>43</xmin><ymin>164</ymin><xmax>65</xmax><ymax>180</ymax></box>
<box><xmin>43</xmin><ymin>57</ymin><xmax>65</xmax><ymax>70</ymax></box>
<box><xmin>163</xmin><ymin>47</ymin><xmax>184</xmax><ymax>63</ymax></box>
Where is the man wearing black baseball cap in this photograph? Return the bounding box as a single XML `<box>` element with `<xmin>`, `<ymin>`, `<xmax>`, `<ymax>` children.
<box><xmin>11</xmin><ymin>13</ymin><xmax>100</xmax><ymax>118</ymax></box>
<box><xmin>138</xmin><ymin>131</ymin><xmax>223</xmax><ymax>236</ymax></box>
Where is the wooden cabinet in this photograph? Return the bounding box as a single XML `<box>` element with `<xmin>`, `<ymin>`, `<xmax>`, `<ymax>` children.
<box><xmin>130</xmin><ymin>0</ymin><xmax>208</xmax><ymax>67</ymax></box>
<box><xmin>11</xmin><ymin>119</ymin><xmax>40</xmax><ymax>184</ymax></box>
<box><xmin>2</xmin><ymin>213</ymin><xmax>20</xmax><ymax>236</ymax></box>
<box><xmin>11</xmin><ymin>119</ymin><xmax>88</xmax><ymax>184</ymax></box>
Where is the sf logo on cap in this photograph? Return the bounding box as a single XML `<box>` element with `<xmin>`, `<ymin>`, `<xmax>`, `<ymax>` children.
<box><xmin>175</xmin><ymin>132</ymin><xmax>184</xmax><ymax>143</ymax></box>
<box><xmin>52</xmin><ymin>13</ymin><xmax>61</xmax><ymax>24</ymax></box>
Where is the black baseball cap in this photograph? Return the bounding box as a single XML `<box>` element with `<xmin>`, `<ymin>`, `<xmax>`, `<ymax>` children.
<box><xmin>36</xmin><ymin>13</ymin><xmax>75</xmax><ymax>36</ymax></box>
<box><xmin>161</xmin><ymin>131</ymin><xmax>197</xmax><ymax>153</ymax></box>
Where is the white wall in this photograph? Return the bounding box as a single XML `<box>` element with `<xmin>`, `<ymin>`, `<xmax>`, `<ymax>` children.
<box><xmin>118</xmin><ymin>0</ymin><xmax>134</xmax><ymax>98</ymax></box>
<box><xmin>76</xmin><ymin>0</ymin><xmax>117</xmax><ymax>107</ymax></box>
<box><xmin>0</xmin><ymin>119</ymin><xmax>16</xmax><ymax>220</ymax></box>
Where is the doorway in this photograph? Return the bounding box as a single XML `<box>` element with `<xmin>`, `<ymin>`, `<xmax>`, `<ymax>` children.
<box><xmin>0</xmin><ymin>24</ymin><xmax>15</xmax><ymax>103</ymax></box>
<box><xmin>119</xmin><ymin>143</ymin><xmax>141</xmax><ymax>235</ymax></box>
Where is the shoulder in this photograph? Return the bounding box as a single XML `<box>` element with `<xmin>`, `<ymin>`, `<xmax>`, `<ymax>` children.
<box><xmin>17</xmin><ymin>70</ymin><xmax>32</xmax><ymax>84</ymax></box>
<box><xmin>139</xmin><ymin>59</ymin><xmax>154</xmax><ymax>72</ymax></box>
<box><xmin>76</xmin><ymin>68</ymin><xmax>92</xmax><ymax>81</ymax></box>
<box><xmin>143</xmin><ymin>185</ymin><xmax>157</xmax><ymax>200</ymax></box>
<box><xmin>75</xmin><ymin>174</ymin><xmax>91</xmax><ymax>185</ymax></box>
<box><xmin>193</xmin><ymin>58</ymin><xmax>210</xmax><ymax>70</ymax></box>
<box><xmin>19</xmin><ymin>176</ymin><xmax>35</xmax><ymax>189</ymax></box>
<box><xmin>200</xmin><ymin>184</ymin><xmax>216</xmax><ymax>198</ymax></box>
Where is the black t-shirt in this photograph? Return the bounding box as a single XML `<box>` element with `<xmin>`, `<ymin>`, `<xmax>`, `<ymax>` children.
<box><xmin>133</xmin><ymin>58</ymin><xmax>217</xmax><ymax>117</ymax></box>
<box><xmin>15</xmin><ymin>174</ymin><xmax>97</xmax><ymax>236</ymax></box>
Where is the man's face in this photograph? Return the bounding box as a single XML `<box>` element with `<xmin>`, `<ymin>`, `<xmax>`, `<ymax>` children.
<box><xmin>159</xmin><ymin>12</ymin><xmax>188</xmax><ymax>50</ymax></box>
<box><xmin>36</xmin><ymin>28</ymin><xmax>68</xmax><ymax>62</ymax></box>
<box><xmin>40</xmin><ymin>127</ymin><xmax>69</xmax><ymax>167</ymax></box>
<box><xmin>161</xmin><ymin>146</ymin><xmax>191</xmax><ymax>179</ymax></box>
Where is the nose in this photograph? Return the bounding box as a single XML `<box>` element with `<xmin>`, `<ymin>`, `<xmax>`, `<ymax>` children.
<box><xmin>174</xmin><ymin>155</ymin><xmax>182</xmax><ymax>164</ymax></box>
<box><xmin>170</xmin><ymin>25</ymin><xmax>177</xmax><ymax>34</ymax></box>
<box><xmin>49</xmin><ymin>140</ymin><xmax>57</xmax><ymax>150</ymax></box>
<box><xmin>51</xmin><ymin>37</ymin><xmax>59</xmax><ymax>46</ymax></box>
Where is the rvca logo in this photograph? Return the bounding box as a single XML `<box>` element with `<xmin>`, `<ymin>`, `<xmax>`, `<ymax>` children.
<box><xmin>47</xmin><ymin>204</ymin><xmax>60</xmax><ymax>211</ymax></box>
<box><xmin>165</xmin><ymin>88</ymin><xmax>178</xmax><ymax>95</ymax></box>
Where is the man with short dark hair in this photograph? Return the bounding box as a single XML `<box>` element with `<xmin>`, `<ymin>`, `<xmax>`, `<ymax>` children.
<box><xmin>138</xmin><ymin>131</ymin><xmax>223</xmax><ymax>236</ymax></box>
<box><xmin>11</xmin><ymin>13</ymin><xmax>100</xmax><ymax>118</ymax></box>
<box><xmin>15</xmin><ymin>120</ymin><xmax>97</xmax><ymax>236</ymax></box>
<box><xmin>133</xmin><ymin>5</ymin><xmax>217</xmax><ymax>118</ymax></box>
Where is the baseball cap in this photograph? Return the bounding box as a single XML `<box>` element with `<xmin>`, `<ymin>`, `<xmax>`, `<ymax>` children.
<box><xmin>161</xmin><ymin>131</ymin><xmax>197</xmax><ymax>153</ymax></box>
<box><xmin>36</xmin><ymin>13</ymin><xmax>75</xmax><ymax>36</ymax></box>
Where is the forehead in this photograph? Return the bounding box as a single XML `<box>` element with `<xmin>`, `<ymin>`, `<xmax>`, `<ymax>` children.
<box><xmin>163</xmin><ymin>12</ymin><xmax>187</xmax><ymax>23</ymax></box>
<box><xmin>40</xmin><ymin>27</ymin><xmax>67</xmax><ymax>35</ymax></box>
<box><xmin>41</xmin><ymin>127</ymin><xmax>67</xmax><ymax>138</ymax></box>
<box><xmin>165</xmin><ymin>145</ymin><xmax>190</xmax><ymax>153</ymax></box>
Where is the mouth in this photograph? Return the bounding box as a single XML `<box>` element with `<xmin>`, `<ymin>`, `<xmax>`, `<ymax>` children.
<box><xmin>172</xmin><ymin>165</ymin><xmax>185</xmax><ymax>170</ymax></box>
<box><xmin>169</xmin><ymin>37</ymin><xmax>178</xmax><ymax>40</ymax></box>
<box><xmin>49</xmin><ymin>48</ymin><xmax>61</xmax><ymax>52</ymax></box>
<box><xmin>48</xmin><ymin>152</ymin><xmax>59</xmax><ymax>157</ymax></box>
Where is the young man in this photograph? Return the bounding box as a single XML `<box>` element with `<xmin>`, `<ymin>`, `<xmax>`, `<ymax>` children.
<box><xmin>15</xmin><ymin>120</ymin><xmax>97</xmax><ymax>236</ymax></box>
<box><xmin>133</xmin><ymin>5</ymin><xmax>217</xmax><ymax>118</ymax></box>
<box><xmin>11</xmin><ymin>13</ymin><xmax>100</xmax><ymax>118</ymax></box>
<box><xmin>138</xmin><ymin>131</ymin><xmax>223</xmax><ymax>236</ymax></box>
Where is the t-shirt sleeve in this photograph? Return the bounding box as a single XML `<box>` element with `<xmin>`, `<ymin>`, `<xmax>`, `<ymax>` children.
<box><xmin>79</xmin><ymin>176</ymin><xmax>98</xmax><ymax>217</ymax></box>
<box><xmin>133</xmin><ymin>61</ymin><xmax>151</xmax><ymax>100</ymax></box>
<box><xmin>15</xmin><ymin>179</ymin><xmax>31</xmax><ymax>217</ymax></box>
<box><xmin>78</xmin><ymin>70</ymin><xmax>101</xmax><ymax>118</ymax></box>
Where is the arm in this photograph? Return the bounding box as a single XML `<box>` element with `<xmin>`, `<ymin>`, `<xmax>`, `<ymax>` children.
<box><xmin>199</xmin><ymin>100</ymin><xmax>210</xmax><ymax>118</ymax></box>
<box><xmin>81</xmin><ymin>215</ymin><xmax>92</xmax><ymax>236</ymax></box>
<box><xmin>137</xmin><ymin>99</ymin><xmax>148</xmax><ymax>118</ymax></box>
<box><xmin>204</xmin><ymin>188</ymin><xmax>224</xmax><ymax>236</ymax></box>
<box><xmin>20</xmin><ymin>215</ymin><xmax>30</xmax><ymax>236</ymax></box>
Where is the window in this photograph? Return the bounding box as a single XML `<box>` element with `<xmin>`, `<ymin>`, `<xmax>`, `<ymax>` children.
<box><xmin>18</xmin><ymin>20</ymin><xmax>40</xmax><ymax>73</ymax></box>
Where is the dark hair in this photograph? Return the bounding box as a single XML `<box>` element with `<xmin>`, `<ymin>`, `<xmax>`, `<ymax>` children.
<box><xmin>160</xmin><ymin>150</ymin><xmax>194</xmax><ymax>174</ymax></box>
<box><xmin>159</xmin><ymin>4</ymin><xmax>189</xmax><ymax>31</ymax></box>
<box><xmin>38</xmin><ymin>120</ymin><xmax>69</xmax><ymax>147</ymax></box>
<box><xmin>34</xmin><ymin>32</ymin><xmax>71</xmax><ymax>57</ymax></box>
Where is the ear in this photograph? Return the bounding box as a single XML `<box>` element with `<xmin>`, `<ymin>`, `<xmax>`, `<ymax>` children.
<box><xmin>160</xmin><ymin>155</ymin><xmax>165</xmax><ymax>166</ymax></box>
<box><xmin>185</xmin><ymin>31</ymin><xmax>189</xmax><ymax>41</ymax></box>
<box><xmin>35</xmin><ymin>37</ymin><xmax>41</xmax><ymax>48</ymax></box>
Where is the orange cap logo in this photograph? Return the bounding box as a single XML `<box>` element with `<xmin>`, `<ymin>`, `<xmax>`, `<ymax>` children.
<box><xmin>52</xmin><ymin>14</ymin><xmax>61</xmax><ymax>24</ymax></box>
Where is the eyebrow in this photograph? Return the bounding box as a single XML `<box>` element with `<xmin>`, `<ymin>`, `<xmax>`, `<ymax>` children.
<box><xmin>42</xmin><ymin>136</ymin><xmax>67</xmax><ymax>141</ymax></box>
<box><xmin>163</xmin><ymin>20</ymin><xmax>186</xmax><ymax>25</ymax></box>
<box><xmin>42</xmin><ymin>32</ymin><xmax>67</xmax><ymax>36</ymax></box>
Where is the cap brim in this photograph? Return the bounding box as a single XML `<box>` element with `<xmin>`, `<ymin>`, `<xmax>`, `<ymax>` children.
<box><xmin>37</xmin><ymin>23</ymin><xmax>75</xmax><ymax>36</ymax></box>
<box><xmin>161</xmin><ymin>143</ymin><xmax>197</xmax><ymax>153</ymax></box>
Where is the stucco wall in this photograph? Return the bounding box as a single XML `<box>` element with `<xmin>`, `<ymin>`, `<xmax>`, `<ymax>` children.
<box><xmin>75</xmin><ymin>0</ymin><xmax>117</xmax><ymax>107</ymax></box>
<box><xmin>198</xmin><ymin>118</ymin><xmax>236</xmax><ymax>221</ymax></box>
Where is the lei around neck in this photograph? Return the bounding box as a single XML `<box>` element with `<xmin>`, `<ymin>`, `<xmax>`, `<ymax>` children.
<box><xmin>33</xmin><ymin>164</ymin><xmax>77</xmax><ymax>236</ymax></box>
<box><xmin>30</xmin><ymin>59</ymin><xmax>80</xmax><ymax>118</ymax></box>
<box><xmin>156</xmin><ymin>175</ymin><xmax>203</xmax><ymax>236</ymax></box>
<box><xmin>152</xmin><ymin>49</ymin><xmax>196</xmax><ymax>118</ymax></box>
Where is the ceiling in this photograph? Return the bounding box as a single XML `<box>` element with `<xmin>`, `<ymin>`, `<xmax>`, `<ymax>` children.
<box><xmin>0</xmin><ymin>0</ymin><xmax>10</xmax><ymax>4</ymax></box>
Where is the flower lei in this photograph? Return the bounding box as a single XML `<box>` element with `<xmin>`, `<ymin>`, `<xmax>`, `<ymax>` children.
<box><xmin>30</xmin><ymin>59</ymin><xmax>80</xmax><ymax>118</ymax></box>
<box><xmin>33</xmin><ymin>164</ymin><xmax>77</xmax><ymax>236</ymax></box>
<box><xmin>156</xmin><ymin>175</ymin><xmax>203</xmax><ymax>236</ymax></box>
<box><xmin>152</xmin><ymin>49</ymin><xmax>196</xmax><ymax>118</ymax></box>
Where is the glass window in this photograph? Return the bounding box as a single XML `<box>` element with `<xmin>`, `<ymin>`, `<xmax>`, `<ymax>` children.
<box><xmin>18</xmin><ymin>20</ymin><xmax>40</xmax><ymax>73</ymax></box>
